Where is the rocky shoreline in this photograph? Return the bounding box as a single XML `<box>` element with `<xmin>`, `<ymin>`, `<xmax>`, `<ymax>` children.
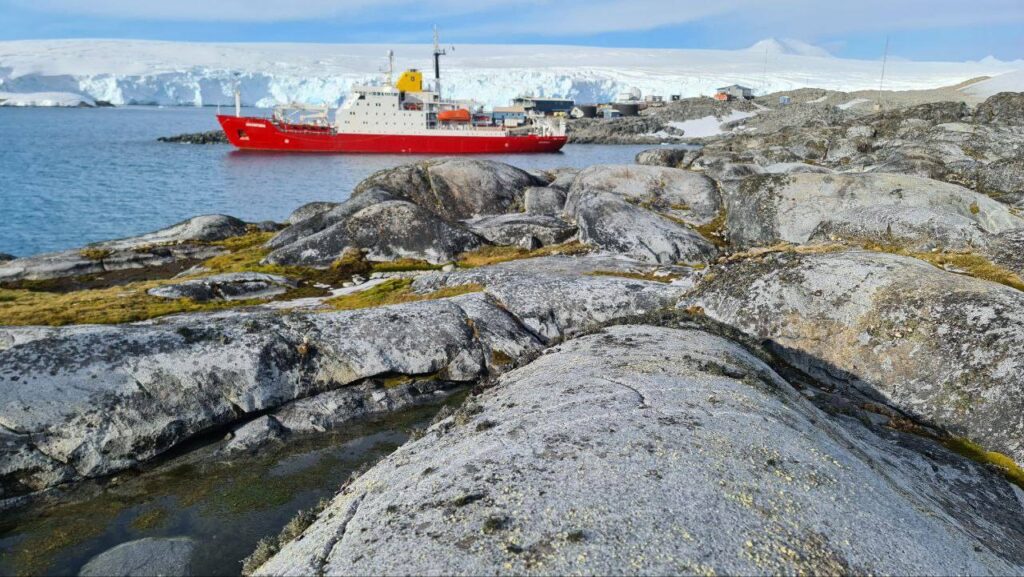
<box><xmin>5</xmin><ymin>91</ymin><xmax>1024</xmax><ymax>575</ymax></box>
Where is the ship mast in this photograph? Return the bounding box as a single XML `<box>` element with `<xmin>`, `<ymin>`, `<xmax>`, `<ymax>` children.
<box><xmin>432</xmin><ymin>26</ymin><xmax>446</xmax><ymax>96</ymax></box>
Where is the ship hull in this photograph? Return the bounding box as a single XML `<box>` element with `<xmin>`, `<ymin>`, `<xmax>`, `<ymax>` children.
<box><xmin>217</xmin><ymin>115</ymin><xmax>566</xmax><ymax>154</ymax></box>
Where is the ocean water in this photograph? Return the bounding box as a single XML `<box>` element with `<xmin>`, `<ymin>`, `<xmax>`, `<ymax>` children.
<box><xmin>1</xmin><ymin>106</ymin><xmax>665</xmax><ymax>257</ymax></box>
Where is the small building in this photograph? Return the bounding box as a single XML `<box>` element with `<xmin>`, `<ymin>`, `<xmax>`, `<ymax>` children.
<box><xmin>492</xmin><ymin>106</ymin><xmax>527</xmax><ymax>125</ymax></box>
<box><xmin>611</xmin><ymin>102</ymin><xmax>640</xmax><ymax>116</ymax></box>
<box><xmin>779</xmin><ymin>95</ymin><xmax>792</xmax><ymax>106</ymax></box>
<box><xmin>714</xmin><ymin>84</ymin><xmax>754</xmax><ymax>101</ymax></box>
<box><xmin>644</xmin><ymin>95</ymin><xmax>663</xmax><ymax>103</ymax></box>
<box><xmin>511</xmin><ymin>96</ymin><xmax>574</xmax><ymax>116</ymax></box>
<box><xmin>670</xmin><ymin>94</ymin><xmax>682</xmax><ymax>102</ymax></box>
<box><xmin>602</xmin><ymin>108</ymin><xmax>622</xmax><ymax>119</ymax></box>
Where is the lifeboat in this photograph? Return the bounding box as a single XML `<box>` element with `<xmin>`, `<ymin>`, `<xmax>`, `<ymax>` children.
<box><xmin>437</xmin><ymin>109</ymin><xmax>471</xmax><ymax>122</ymax></box>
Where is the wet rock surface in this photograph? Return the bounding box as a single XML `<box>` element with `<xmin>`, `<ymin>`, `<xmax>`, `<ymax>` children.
<box><xmin>254</xmin><ymin>325</ymin><xmax>1024</xmax><ymax>576</ymax></box>
<box><xmin>78</xmin><ymin>537</ymin><xmax>195</xmax><ymax>577</ymax></box>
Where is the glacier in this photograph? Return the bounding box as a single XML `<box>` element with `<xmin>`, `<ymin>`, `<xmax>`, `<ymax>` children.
<box><xmin>0</xmin><ymin>39</ymin><xmax>1021</xmax><ymax>108</ymax></box>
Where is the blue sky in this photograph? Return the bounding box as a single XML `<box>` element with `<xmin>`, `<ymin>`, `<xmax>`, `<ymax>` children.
<box><xmin>3</xmin><ymin>0</ymin><xmax>1023</xmax><ymax>61</ymax></box>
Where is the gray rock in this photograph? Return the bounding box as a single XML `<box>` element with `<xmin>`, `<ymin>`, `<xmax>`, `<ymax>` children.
<box><xmin>352</xmin><ymin>158</ymin><xmax>542</xmax><ymax>221</ymax></box>
<box><xmin>575</xmin><ymin>192</ymin><xmax>717</xmax><ymax>265</ymax></box>
<box><xmin>724</xmin><ymin>173</ymin><xmax>1023</xmax><ymax>248</ymax></box>
<box><xmin>0</xmin><ymin>253</ymin><xmax>14</xmax><ymax>262</ymax></box>
<box><xmin>286</xmin><ymin>201</ymin><xmax>341</xmax><ymax>225</ymax></box>
<box><xmin>634</xmin><ymin>147</ymin><xmax>699</xmax><ymax>169</ymax></box>
<box><xmin>79</xmin><ymin>537</ymin><xmax>194</xmax><ymax>577</ymax></box>
<box><xmin>147</xmin><ymin>272</ymin><xmax>298</xmax><ymax>302</ymax></box>
<box><xmin>545</xmin><ymin>168</ymin><xmax>579</xmax><ymax>192</ymax></box>
<box><xmin>689</xmin><ymin>249</ymin><xmax>1024</xmax><ymax>466</ymax></box>
<box><xmin>567</xmin><ymin>164</ymin><xmax>721</xmax><ymax>225</ymax></box>
<box><xmin>267</xmin><ymin>199</ymin><xmax>483</xmax><ymax>267</ymax></box>
<box><xmin>412</xmin><ymin>259</ymin><xmax>691</xmax><ymax>343</ymax></box>
<box><xmin>975</xmin><ymin>92</ymin><xmax>1024</xmax><ymax>126</ymax></box>
<box><xmin>523</xmin><ymin>186</ymin><xmax>567</xmax><ymax>216</ymax></box>
<box><xmin>810</xmin><ymin>205</ymin><xmax>993</xmax><ymax>252</ymax></box>
<box><xmin>254</xmin><ymin>326</ymin><xmax>1024</xmax><ymax>576</ymax></box>
<box><xmin>762</xmin><ymin>162</ymin><xmax>834</xmax><ymax>174</ymax></box>
<box><xmin>0</xmin><ymin>215</ymin><xmax>247</xmax><ymax>283</ymax></box>
<box><xmin>462</xmin><ymin>214</ymin><xmax>576</xmax><ymax>247</ymax></box>
<box><xmin>265</xmin><ymin>190</ymin><xmax>396</xmax><ymax>253</ymax></box>
<box><xmin>222</xmin><ymin>416</ymin><xmax>286</xmax><ymax>454</ymax></box>
<box><xmin>346</xmin><ymin>200</ymin><xmax>483</xmax><ymax>264</ymax></box>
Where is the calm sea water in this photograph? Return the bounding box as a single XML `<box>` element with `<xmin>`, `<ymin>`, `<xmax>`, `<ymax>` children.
<box><xmin>1</xmin><ymin>106</ymin><xmax>662</xmax><ymax>257</ymax></box>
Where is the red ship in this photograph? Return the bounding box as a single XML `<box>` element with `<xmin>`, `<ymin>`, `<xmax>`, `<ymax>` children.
<box><xmin>218</xmin><ymin>35</ymin><xmax>567</xmax><ymax>154</ymax></box>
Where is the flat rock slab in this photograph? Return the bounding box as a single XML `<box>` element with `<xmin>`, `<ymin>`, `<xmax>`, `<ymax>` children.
<box><xmin>79</xmin><ymin>537</ymin><xmax>194</xmax><ymax>577</ymax></box>
<box><xmin>462</xmin><ymin>214</ymin><xmax>576</xmax><ymax>247</ymax></box>
<box><xmin>724</xmin><ymin>172</ymin><xmax>1023</xmax><ymax>249</ymax></box>
<box><xmin>147</xmin><ymin>272</ymin><xmax>298</xmax><ymax>302</ymax></box>
<box><xmin>689</xmin><ymin>248</ymin><xmax>1024</xmax><ymax>466</ymax></box>
<box><xmin>0</xmin><ymin>215</ymin><xmax>247</xmax><ymax>283</ymax></box>
<box><xmin>254</xmin><ymin>326</ymin><xmax>1024</xmax><ymax>576</ymax></box>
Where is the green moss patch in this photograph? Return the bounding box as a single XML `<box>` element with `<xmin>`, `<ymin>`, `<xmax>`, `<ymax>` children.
<box><xmin>324</xmin><ymin>279</ymin><xmax>483</xmax><ymax>311</ymax></box>
<box><xmin>456</xmin><ymin>241</ymin><xmax>592</xmax><ymax>268</ymax></box>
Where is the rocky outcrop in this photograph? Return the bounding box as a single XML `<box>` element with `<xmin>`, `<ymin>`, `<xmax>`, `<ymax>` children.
<box><xmin>285</xmin><ymin>201</ymin><xmax>340</xmax><ymax>226</ymax></box>
<box><xmin>574</xmin><ymin>193</ymin><xmax>717</xmax><ymax>265</ymax></box>
<box><xmin>266</xmin><ymin>197</ymin><xmax>482</xmax><ymax>267</ymax></box>
<box><xmin>724</xmin><ymin>173</ymin><xmax>1023</xmax><ymax>249</ymax></box>
<box><xmin>0</xmin><ymin>215</ymin><xmax>248</xmax><ymax>283</ymax></box>
<box><xmin>265</xmin><ymin>190</ymin><xmax>396</xmax><ymax>253</ymax></box>
<box><xmin>158</xmin><ymin>130</ymin><xmax>228</xmax><ymax>144</ymax></box>
<box><xmin>462</xmin><ymin>214</ymin><xmax>576</xmax><ymax>247</ymax></box>
<box><xmin>698</xmin><ymin>93</ymin><xmax>1024</xmax><ymax>208</ymax></box>
<box><xmin>148</xmin><ymin>272</ymin><xmax>298</xmax><ymax>302</ymax></box>
<box><xmin>79</xmin><ymin>537</ymin><xmax>195</xmax><ymax>577</ymax></box>
<box><xmin>974</xmin><ymin>92</ymin><xmax>1024</xmax><ymax>126</ymax></box>
<box><xmin>254</xmin><ymin>325</ymin><xmax>1024</xmax><ymax>576</ymax></box>
<box><xmin>567</xmin><ymin>164</ymin><xmax>721</xmax><ymax>225</ymax></box>
<box><xmin>344</xmin><ymin>201</ymin><xmax>483</xmax><ymax>264</ymax></box>
<box><xmin>689</xmin><ymin>249</ymin><xmax>1024</xmax><ymax>466</ymax></box>
<box><xmin>352</xmin><ymin>158</ymin><xmax>542</xmax><ymax>221</ymax></box>
<box><xmin>634</xmin><ymin>147</ymin><xmax>698</xmax><ymax>169</ymax></box>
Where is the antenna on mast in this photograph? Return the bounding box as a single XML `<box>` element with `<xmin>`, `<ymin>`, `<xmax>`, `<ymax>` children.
<box><xmin>386</xmin><ymin>49</ymin><xmax>395</xmax><ymax>85</ymax></box>
<box><xmin>761</xmin><ymin>44</ymin><xmax>769</xmax><ymax>96</ymax></box>
<box><xmin>877</xmin><ymin>35</ymin><xmax>890</xmax><ymax>111</ymax></box>
<box><xmin>432</xmin><ymin>25</ymin><xmax>447</xmax><ymax>95</ymax></box>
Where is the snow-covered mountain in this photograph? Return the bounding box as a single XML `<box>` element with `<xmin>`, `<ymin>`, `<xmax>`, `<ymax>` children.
<box><xmin>745</xmin><ymin>38</ymin><xmax>833</xmax><ymax>59</ymax></box>
<box><xmin>0</xmin><ymin>39</ymin><xmax>1020</xmax><ymax>108</ymax></box>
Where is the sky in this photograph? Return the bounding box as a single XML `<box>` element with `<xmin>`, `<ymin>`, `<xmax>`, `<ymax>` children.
<box><xmin>2</xmin><ymin>0</ymin><xmax>1023</xmax><ymax>62</ymax></box>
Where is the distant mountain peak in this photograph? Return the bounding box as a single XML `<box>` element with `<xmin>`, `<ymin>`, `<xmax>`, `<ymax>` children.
<box><xmin>746</xmin><ymin>38</ymin><xmax>833</xmax><ymax>58</ymax></box>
